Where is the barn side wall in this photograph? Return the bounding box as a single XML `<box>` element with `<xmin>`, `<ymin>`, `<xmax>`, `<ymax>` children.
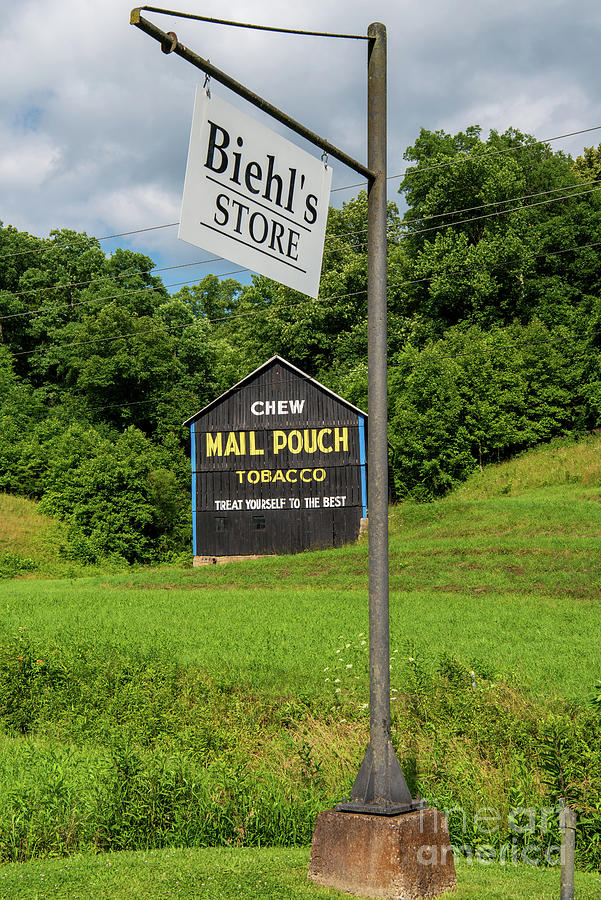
<box><xmin>189</xmin><ymin>362</ymin><xmax>367</xmax><ymax>557</ymax></box>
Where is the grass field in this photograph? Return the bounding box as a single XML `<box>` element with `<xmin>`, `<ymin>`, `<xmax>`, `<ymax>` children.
<box><xmin>1</xmin><ymin>848</ymin><xmax>601</xmax><ymax>899</ymax></box>
<box><xmin>2</xmin><ymin>480</ymin><xmax>601</xmax><ymax>701</ymax></box>
<box><xmin>0</xmin><ymin>434</ymin><xmax>601</xmax><ymax>884</ymax></box>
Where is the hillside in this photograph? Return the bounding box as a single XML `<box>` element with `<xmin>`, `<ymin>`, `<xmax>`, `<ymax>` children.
<box><xmin>0</xmin><ymin>434</ymin><xmax>600</xmax><ymax>879</ymax></box>
<box><xmin>0</xmin><ymin>494</ymin><xmax>69</xmax><ymax>578</ymax></box>
<box><xmin>451</xmin><ymin>431</ymin><xmax>601</xmax><ymax>499</ymax></box>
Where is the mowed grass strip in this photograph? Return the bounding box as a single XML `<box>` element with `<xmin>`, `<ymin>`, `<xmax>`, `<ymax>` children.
<box><xmin>2</xmin><ymin>481</ymin><xmax>601</xmax><ymax>701</ymax></box>
<box><xmin>1</xmin><ymin>848</ymin><xmax>600</xmax><ymax>900</ymax></box>
<box><xmin>0</xmin><ymin>580</ymin><xmax>599</xmax><ymax>702</ymax></box>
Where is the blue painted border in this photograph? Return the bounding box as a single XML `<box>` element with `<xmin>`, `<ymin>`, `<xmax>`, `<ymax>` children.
<box><xmin>358</xmin><ymin>415</ymin><xmax>367</xmax><ymax>518</ymax></box>
<box><xmin>190</xmin><ymin>422</ymin><xmax>197</xmax><ymax>557</ymax></box>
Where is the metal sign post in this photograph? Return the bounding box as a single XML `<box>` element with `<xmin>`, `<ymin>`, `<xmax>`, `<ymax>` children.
<box><xmin>130</xmin><ymin>4</ymin><xmax>420</xmax><ymax>814</ymax></box>
<box><xmin>337</xmin><ymin>21</ymin><xmax>422</xmax><ymax>816</ymax></box>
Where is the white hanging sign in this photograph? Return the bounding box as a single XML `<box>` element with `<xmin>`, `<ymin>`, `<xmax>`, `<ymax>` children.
<box><xmin>179</xmin><ymin>88</ymin><xmax>332</xmax><ymax>299</ymax></box>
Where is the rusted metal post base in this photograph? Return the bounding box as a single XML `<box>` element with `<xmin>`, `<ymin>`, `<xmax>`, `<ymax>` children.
<box><xmin>308</xmin><ymin>808</ymin><xmax>457</xmax><ymax>899</ymax></box>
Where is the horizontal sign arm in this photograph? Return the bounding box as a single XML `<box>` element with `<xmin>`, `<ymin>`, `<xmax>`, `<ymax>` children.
<box><xmin>130</xmin><ymin>8</ymin><xmax>376</xmax><ymax>182</ymax></box>
<box><xmin>136</xmin><ymin>6</ymin><xmax>370</xmax><ymax>41</ymax></box>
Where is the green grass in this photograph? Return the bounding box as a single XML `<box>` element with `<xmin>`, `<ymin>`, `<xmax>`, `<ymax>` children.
<box><xmin>0</xmin><ymin>848</ymin><xmax>600</xmax><ymax>900</ymax></box>
<box><xmin>2</xmin><ymin>481</ymin><xmax>601</xmax><ymax>701</ymax></box>
<box><xmin>0</xmin><ymin>574</ymin><xmax>598</xmax><ymax>702</ymax></box>
<box><xmin>452</xmin><ymin>431</ymin><xmax>601</xmax><ymax>500</ymax></box>
<box><xmin>0</xmin><ymin>494</ymin><xmax>124</xmax><ymax>580</ymax></box>
<box><xmin>0</xmin><ymin>495</ymin><xmax>67</xmax><ymax>578</ymax></box>
<box><xmin>1</xmin><ymin>434</ymin><xmax>601</xmax><ymax>873</ymax></box>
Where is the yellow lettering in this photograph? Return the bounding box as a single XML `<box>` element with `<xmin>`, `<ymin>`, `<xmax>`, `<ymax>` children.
<box><xmin>314</xmin><ymin>468</ymin><xmax>326</xmax><ymax>482</ymax></box>
<box><xmin>300</xmin><ymin>468</ymin><xmax>312</xmax><ymax>483</ymax></box>
<box><xmin>273</xmin><ymin>430</ymin><xmax>287</xmax><ymax>454</ymax></box>
<box><xmin>206</xmin><ymin>432</ymin><xmax>222</xmax><ymax>457</ymax></box>
<box><xmin>334</xmin><ymin>427</ymin><xmax>348</xmax><ymax>452</ymax></box>
<box><xmin>303</xmin><ymin>428</ymin><xmax>317</xmax><ymax>453</ymax></box>
<box><xmin>235</xmin><ymin>470</ymin><xmax>245</xmax><ymax>483</ymax></box>
<box><xmin>273</xmin><ymin>470</ymin><xmax>285</xmax><ymax>483</ymax></box>
<box><xmin>249</xmin><ymin>431</ymin><xmax>264</xmax><ymax>456</ymax></box>
<box><xmin>288</xmin><ymin>430</ymin><xmax>303</xmax><ymax>454</ymax></box>
<box><xmin>317</xmin><ymin>428</ymin><xmax>333</xmax><ymax>453</ymax></box>
<box><xmin>248</xmin><ymin>470</ymin><xmax>260</xmax><ymax>484</ymax></box>
<box><xmin>286</xmin><ymin>470</ymin><xmax>298</xmax><ymax>483</ymax></box>
<box><xmin>261</xmin><ymin>469</ymin><xmax>271</xmax><ymax>482</ymax></box>
<box><xmin>224</xmin><ymin>432</ymin><xmax>241</xmax><ymax>456</ymax></box>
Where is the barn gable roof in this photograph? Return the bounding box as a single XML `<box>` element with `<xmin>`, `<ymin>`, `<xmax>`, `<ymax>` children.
<box><xmin>183</xmin><ymin>355</ymin><xmax>367</xmax><ymax>427</ymax></box>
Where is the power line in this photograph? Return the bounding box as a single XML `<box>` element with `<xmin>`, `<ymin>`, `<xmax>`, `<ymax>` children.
<box><xmin>330</xmin><ymin>124</ymin><xmax>601</xmax><ymax>193</ymax></box>
<box><xmin>4</xmin><ymin>168</ymin><xmax>596</xmax><ymax>301</ymax></box>
<box><xmin>405</xmin><ymin>184</ymin><xmax>601</xmax><ymax>239</ymax></box>
<box><xmin>60</xmin><ymin>326</ymin><xmax>601</xmax><ymax>419</ymax></box>
<box><xmin>0</xmin><ymin>222</ymin><xmax>180</xmax><ymax>262</ymax></box>
<box><xmin>385</xmin><ymin>238</ymin><xmax>601</xmax><ymax>293</ymax></box>
<box><xmin>98</xmin><ymin>222</ymin><xmax>179</xmax><ymax>240</ymax></box>
<box><xmin>0</xmin><ymin>268</ymin><xmax>249</xmax><ymax>324</ymax></box>
<box><xmin>323</xmin><ymin>177</ymin><xmax>601</xmax><ymax>248</ymax></box>
<box><xmin>401</xmin><ymin>177</ymin><xmax>601</xmax><ymax>227</ymax></box>
<box><xmin>2</xmin><ymin>124</ymin><xmax>599</xmax><ymax>262</ymax></box>
<box><xmin>3</xmin><ymin>233</ymin><xmax>601</xmax><ymax>339</ymax></box>
<box><xmin>9</xmin><ymin>284</ymin><xmax>372</xmax><ymax>358</ymax></box>
<box><xmin>3</xmin><ymin>254</ymin><xmax>235</xmax><ymax>302</ymax></box>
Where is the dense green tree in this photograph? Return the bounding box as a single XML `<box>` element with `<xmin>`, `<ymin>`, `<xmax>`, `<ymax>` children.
<box><xmin>222</xmin><ymin>192</ymin><xmax>408</xmax><ymax>380</ymax></box>
<box><xmin>574</xmin><ymin>143</ymin><xmax>601</xmax><ymax>181</ymax></box>
<box><xmin>388</xmin><ymin>319</ymin><xmax>597</xmax><ymax>499</ymax></box>
<box><xmin>399</xmin><ymin>127</ymin><xmax>601</xmax><ymax>334</ymax></box>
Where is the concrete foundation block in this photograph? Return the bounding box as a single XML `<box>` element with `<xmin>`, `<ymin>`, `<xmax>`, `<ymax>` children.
<box><xmin>192</xmin><ymin>554</ymin><xmax>268</xmax><ymax>566</ymax></box>
<box><xmin>308</xmin><ymin>808</ymin><xmax>456</xmax><ymax>899</ymax></box>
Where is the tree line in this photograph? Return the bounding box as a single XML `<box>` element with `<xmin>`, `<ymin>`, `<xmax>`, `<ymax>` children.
<box><xmin>1</xmin><ymin>128</ymin><xmax>600</xmax><ymax>562</ymax></box>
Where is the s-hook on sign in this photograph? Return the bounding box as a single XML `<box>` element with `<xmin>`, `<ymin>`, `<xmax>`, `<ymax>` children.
<box><xmin>179</xmin><ymin>88</ymin><xmax>332</xmax><ymax>298</ymax></box>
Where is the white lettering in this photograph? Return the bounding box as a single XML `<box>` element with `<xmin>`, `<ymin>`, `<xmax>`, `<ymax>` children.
<box><xmin>214</xmin><ymin>499</ymin><xmax>243</xmax><ymax>510</ymax></box>
<box><xmin>249</xmin><ymin>398</ymin><xmax>306</xmax><ymax>416</ymax></box>
<box><xmin>304</xmin><ymin>497</ymin><xmax>320</xmax><ymax>508</ymax></box>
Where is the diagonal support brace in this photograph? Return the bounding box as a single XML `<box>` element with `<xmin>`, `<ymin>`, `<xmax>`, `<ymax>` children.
<box><xmin>130</xmin><ymin>8</ymin><xmax>375</xmax><ymax>182</ymax></box>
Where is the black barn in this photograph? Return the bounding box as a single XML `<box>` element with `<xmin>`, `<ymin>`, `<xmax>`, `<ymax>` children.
<box><xmin>184</xmin><ymin>356</ymin><xmax>367</xmax><ymax>558</ymax></box>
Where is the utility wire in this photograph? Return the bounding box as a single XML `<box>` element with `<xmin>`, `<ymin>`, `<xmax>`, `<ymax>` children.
<box><xmin>401</xmin><ymin>176</ymin><xmax>601</xmax><ymax>226</ymax></box>
<box><xmin>405</xmin><ymin>184</ymin><xmax>601</xmax><ymax>239</ymax></box>
<box><xmin>9</xmin><ymin>284</ymin><xmax>372</xmax><ymax>357</ymax></box>
<box><xmin>3</xmin><ymin>233</ymin><xmax>601</xmax><ymax>333</ymax></box>
<box><xmin>3</xmin><ymin>255</ymin><xmax>233</xmax><ymax>302</ymax></box>
<box><xmin>69</xmin><ymin>329</ymin><xmax>601</xmax><ymax>418</ymax></box>
<box><xmin>9</xmin><ymin>231</ymin><xmax>601</xmax><ymax>357</ymax></box>
<box><xmin>1</xmin><ymin>125</ymin><xmax>600</xmax><ymax>262</ymax></box>
<box><xmin>330</xmin><ymin>124</ymin><xmax>601</xmax><ymax>193</ymax></box>
<box><xmin>0</xmin><ymin>269</ymin><xmax>248</xmax><ymax>324</ymax></box>
<box><xmin>2</xmin><ymin>172</ymin><xmax>599</xmax><ymax>295</ymax></box>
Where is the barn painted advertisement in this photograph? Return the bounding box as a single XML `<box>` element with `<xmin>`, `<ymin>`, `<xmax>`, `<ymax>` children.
<box><xmin>184</xmin><ymin>356</ymin><xmax>367</xmax><ymax>558</ymax></box>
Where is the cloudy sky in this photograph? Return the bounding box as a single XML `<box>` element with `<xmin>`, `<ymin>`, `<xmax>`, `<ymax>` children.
<box><xmin>1</xmin><ymin>0</ymin><xmax>600</xmax><ymax>281</ymax></box>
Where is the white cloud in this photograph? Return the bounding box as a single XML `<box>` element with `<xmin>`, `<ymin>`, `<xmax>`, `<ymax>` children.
<box><xmin>0</xmin><ymin>0</ymin><xmax>599</xmax><ymax>268</ymax></box>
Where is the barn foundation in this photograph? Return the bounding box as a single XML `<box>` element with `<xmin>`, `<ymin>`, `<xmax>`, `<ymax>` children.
<box><xmin>192</xmin><ymin>554</ymin><xmax>270</xmax><ymax>566</ymax></box>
